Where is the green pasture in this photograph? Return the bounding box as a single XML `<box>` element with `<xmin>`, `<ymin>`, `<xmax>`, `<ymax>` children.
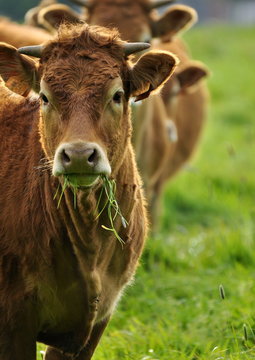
<box><xmin>37</xmin><ymin>25</ymin><xmax>255</xmax><ymax>359</ymax></box>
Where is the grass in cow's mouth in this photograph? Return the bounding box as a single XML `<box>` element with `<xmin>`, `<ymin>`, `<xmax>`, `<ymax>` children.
<box><xmin>96</xmin><ymin>174</ymin><xmax>128</xmax><ymax>245</ymax></box>
<box><xmin>54</xmin><ymin>176</ymin><xmax>78</xmax><ymax>209</ymax></box>
<box><xmin>54</xmin><ymin>174</ymin><xmax>127</xmax><ymax>244</ymax></box>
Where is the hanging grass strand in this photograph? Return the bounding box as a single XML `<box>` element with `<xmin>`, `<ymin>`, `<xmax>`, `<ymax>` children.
<box><xmin>54</xmin><ymin>176</ymin><xmax>79</xmax><ymax>209</ymax></box>
<box><xmin>96</xmin><ymin>175</ymin><xmax>128</xmax><ymax>245</ymax></box>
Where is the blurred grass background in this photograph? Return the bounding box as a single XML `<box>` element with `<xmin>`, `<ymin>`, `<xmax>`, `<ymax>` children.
<box><xmin>36</xmin><ymin>24</ymin><xmax>255</xmax><ymax>359</ymax></box>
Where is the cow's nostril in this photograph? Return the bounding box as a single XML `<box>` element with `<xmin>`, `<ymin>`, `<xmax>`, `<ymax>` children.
<box><xmin>87</xmin><ymin>149</ymin><xmax>97</xmax><ymax>165</ymax></box>
<box><xmin>62</xmin><ymin>149</ymin><xmax>71</xmax><ymax>164</ymax></box>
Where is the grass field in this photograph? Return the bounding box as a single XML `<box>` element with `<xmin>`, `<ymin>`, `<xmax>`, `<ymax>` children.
<box><xmin>37</xmin><ymin>25</ymin><xmax>255</xmax><ymax>359</ymax></box>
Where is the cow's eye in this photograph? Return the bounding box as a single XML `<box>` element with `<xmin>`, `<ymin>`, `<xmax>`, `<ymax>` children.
<box><xmin>40</xmin><ymin>93</ymin><xmax>49</xmax><ymax>105</ymax></box>
<box><xmin>112</xmin><ymin>91</ymin><xmax>123</xmax><ymax>104</ymax></box>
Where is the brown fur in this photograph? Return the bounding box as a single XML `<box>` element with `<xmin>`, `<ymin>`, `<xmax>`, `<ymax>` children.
<box><xmin>87</xmin><ymin>0</ymin><xmax>152</xmax><ymax>42</ymax></box>
<box><xmin>0</xmin><ymin>22</ymin><xmax>178</xmax><ymax>359</ymax></box>
<box><xmin>0</xmin><ymin>17</ymin><xmax>51</xmax><ymax>48</ymax></box>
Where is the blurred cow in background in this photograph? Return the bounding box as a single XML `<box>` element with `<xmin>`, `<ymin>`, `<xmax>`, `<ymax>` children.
<box><xmin>0</xmin><ymin>17</ymin><xmax>51</xmax><ymax>48</ymax></box>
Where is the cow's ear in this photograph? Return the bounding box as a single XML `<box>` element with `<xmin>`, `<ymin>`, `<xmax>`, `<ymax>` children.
<box><xmin>129</xmin><ymin>51</ymin><xmax>179</xmax><ymax>101</ymax></box>
<box><xmin>152</xmin><ymin>5</ymin><xmax>197</xmax><ymax>39</ymax></box>
<box><xmin>0</xmin><ymin>42</ymin><xmax>39</xmax><ymax>97</ymax></box>
<box><xmin>24</xmin><ymin>6</ymin><xmax>41</xmax><ymax>27</ymax></box>
<box><xmin>38</xmin><ymin>4</ymin><xmax>82</xmax><ymax>33</ymax></box>
<box><xmin>177</xmin><ymin>62</ymin><xmax>209</xmax><ymax>92</ymax></box>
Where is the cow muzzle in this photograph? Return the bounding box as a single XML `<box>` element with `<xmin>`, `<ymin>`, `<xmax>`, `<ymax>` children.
<box><xmin>53</xmin><ymin>142</ymin><xmax>111</xmax><ymax>188</ymax></box>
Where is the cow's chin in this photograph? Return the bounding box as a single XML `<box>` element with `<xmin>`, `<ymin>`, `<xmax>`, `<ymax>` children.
<box><xmin>64</xmin><ymin>174</ymin><xmax>100</xmax><ymax>189</ymax></box>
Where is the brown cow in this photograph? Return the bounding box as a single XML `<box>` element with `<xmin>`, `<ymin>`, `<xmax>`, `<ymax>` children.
<box><xmin>0</xmin><ymin>22</ymin><xmax>178</xmax><ymax>360</ymax></box>
<box><xmin>34</xmin><ymin>2</ymin><xmax>209</xmax><ymax>228</ymax></box>
<box><xmin>0</xmin><ymin>17</ymin><xmax>51</xmax><ymax>48</ymax></box>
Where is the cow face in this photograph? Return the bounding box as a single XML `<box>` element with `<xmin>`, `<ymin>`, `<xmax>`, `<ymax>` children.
<box><xmin>37</xmin><ymin>50</ymin><xmax>126</xmax><ymax>187</ymax></box>
<box><xmin>0</xmin><ymin>24</ymin><xmax>178</xmax><ymax>189</ymax></box>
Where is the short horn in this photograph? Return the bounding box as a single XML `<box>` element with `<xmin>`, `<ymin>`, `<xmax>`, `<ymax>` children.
<box><xmin>123</xmin><ymin>42</ymin><xmax>151</xmax><ymax>56</ymax></box>
<box><xmin>150</xmin><ymin>0</ymin><xmax>176</xmax><ymax>9</ymax></box>
<box><xmin>18</xmin><ymin>45</ymin><xmax>43</xmax><ymax>58</ymax></box>
<box><xmin>68</xmin><ymin>0</ymin><xmax>91</xmax><ymax>7</ymax></box>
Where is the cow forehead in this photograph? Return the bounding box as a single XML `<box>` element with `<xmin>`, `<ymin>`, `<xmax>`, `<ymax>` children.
<box><xmin>41</xmin><ymin>53</ymin><xmax>123</xmax><ymax>103</ymax></box>
<box><xmin>89</xmin><ymin>1</ymin><xmax>151</xmax><ymax>42</ymax></box>
<box><xmin>38</xmin><ymin>23</ymin><xmax>127</xmax><ymax>104</ymax></box>
<box><xmin>90</xmin><ymin>0</ymin><xmax>150</xmax><ymax>8</ymax></box>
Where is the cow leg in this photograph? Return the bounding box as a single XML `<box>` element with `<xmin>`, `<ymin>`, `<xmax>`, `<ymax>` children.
<box><xmin>44</xmin><ymin>317</ymin><xmax>110</xmax><ymax>360</ymax></box>
<box><xmin>75</xmin><ymin>316</ymin><xmax>110</xmax><ymax>360</ymax></box>
<box><xmin>43</xmin><ymin>347</ymin><xmax>72</xmax><ymax>360</ymax></box>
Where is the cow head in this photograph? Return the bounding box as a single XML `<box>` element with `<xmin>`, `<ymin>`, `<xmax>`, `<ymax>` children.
<box><xmin>87</xmin><ymin>2</ymin><xmax>197</xmax><ymax>42</ymax></box>
<box><xmin>37</xmin><ymin>1</ymin><xmax>196</xmax><ymax>43</ymax></box>
<box><xmin>0</xmin><ymin>23</ymin><xmax>178</xmax><ymax>189</ymax></box>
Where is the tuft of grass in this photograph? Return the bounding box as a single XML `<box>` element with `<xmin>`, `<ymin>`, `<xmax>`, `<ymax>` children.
<box><xmin>54</xmin><ymin>174</ymin><xmax>128</xmax><ymax>244</ymax></box>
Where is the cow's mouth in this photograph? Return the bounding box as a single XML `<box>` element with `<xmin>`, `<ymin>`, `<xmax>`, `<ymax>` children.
<box><xmin>64</xmin><ymin>174</ymin><xmax>100</xmax><ymax>189</ymax></box>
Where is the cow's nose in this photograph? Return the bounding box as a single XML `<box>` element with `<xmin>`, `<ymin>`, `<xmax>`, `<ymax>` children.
<box><xmin>53</xmin><ymin>142</ymin><xmax>111</xmax><ymax>177</ymax></box>
<box><xmin>61</xmin><ymin>147</ymin><xmax>99</xmax><ymax>170</ymax></box>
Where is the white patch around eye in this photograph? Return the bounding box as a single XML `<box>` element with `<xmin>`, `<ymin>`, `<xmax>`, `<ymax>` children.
<box><xmin>108</xmin><ymin>89</ymin><xmax>124</xmax><ymax>114</ymax></box>
<box><xmin>40</xmin><ymin>79</ymin><xmax>54</xmax><ymax>108</ymax></box>
<box><xmin>28</xmin><ymin>91</ymin><xmax>40</xmax><ymax>101</ymax></box>
<box><xmin>40</xmin><ymin>92</ymin><xmax>50</xmax><ymax>106</ymax></box>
